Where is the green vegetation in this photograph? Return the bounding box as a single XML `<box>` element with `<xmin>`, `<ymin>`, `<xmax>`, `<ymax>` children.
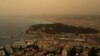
<box><xmin>26</xmin><ymin>23</ymin><xmax>99</xmax><ymax>34</ymax></box>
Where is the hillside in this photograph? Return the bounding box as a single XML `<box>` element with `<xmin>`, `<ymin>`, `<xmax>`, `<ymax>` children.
<box><xmin>26</xmin><ymin>23</ymin><xmax>99</xmax><ymax>34</ymax></box>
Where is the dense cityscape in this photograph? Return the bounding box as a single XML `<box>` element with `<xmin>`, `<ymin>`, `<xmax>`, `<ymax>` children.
<box><xmin>0</xmin><ymin>0</ymin><xmax>100</xmax><ymax>56</ymax></box>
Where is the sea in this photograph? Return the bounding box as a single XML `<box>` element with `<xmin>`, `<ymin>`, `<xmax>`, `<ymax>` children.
<box><xmin>0</xmin><ymin>16</ymin><xmax>52</xmax><ymax>46</ymax></box>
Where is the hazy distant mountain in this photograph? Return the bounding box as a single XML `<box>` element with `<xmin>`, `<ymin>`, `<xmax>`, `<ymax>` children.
<box><xmin>37</xmin><ymin>15</ymin><xmax>100</xmax><ymax>31</ymax></box>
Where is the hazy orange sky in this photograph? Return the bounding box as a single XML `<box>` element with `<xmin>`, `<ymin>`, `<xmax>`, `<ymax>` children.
<box><xmin>0</xmin><ymin>0</ymin><xmax>100</xmax><ymax>16</ymax></box>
